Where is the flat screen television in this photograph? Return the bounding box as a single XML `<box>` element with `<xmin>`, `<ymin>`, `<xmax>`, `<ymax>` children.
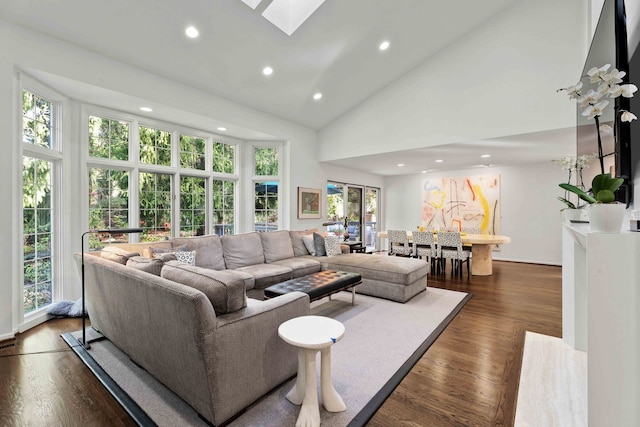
<box><xmin>577</xmin><ymin>0</ymin><xmax>632</xmax><ymax>204</ymax></box>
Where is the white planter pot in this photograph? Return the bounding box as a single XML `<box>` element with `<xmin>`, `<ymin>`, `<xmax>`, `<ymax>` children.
<box><xmin>562</xmin><ymin>209</ymin><xmax>585</xmax><ymax>223</ymax></box>
<box><xmin>588</xmin><ymin>203</ymin><xmax>626</xmax><ymax>233</ymax></box>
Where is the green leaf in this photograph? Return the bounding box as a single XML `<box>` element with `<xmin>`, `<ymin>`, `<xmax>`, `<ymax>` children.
<box><xmin>596</xmin><ymin>189</ymin><xmax>615</xmax><ymax>203</ymax></box>
<box><xmin>559</xmin><ymin>183</ymin><xmax>597</xmax><ymax>204</ymax></box>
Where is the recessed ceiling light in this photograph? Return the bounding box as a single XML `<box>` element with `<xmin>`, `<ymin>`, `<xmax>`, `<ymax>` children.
<box><xmin>481</xmin><ymin>154</ymin><xmax>491</xmax><ymax>158</ymax></box>
<box><xmin>185</xmin><ymin>26</ymin><xmax>199</xmax><ymax>38</ymax></box>
<box><xmin>397</xmin><ymin>163</ymin><xmax>405</xmax><ymax>167</ymax></box>
<box><xmin>379</xmin><ymin>40</ymin><xmax>390</xmax><ymax>51</ymax></box>
<box><xmin>140</xmin><ymin>107</ymin><xmax>153</xmax><ymax>112</ymax></box>
<box><xmin>263</xmin><ymin>66</ymin><xmax>273</xmax><ymax>76</ymax></box>
<box><xmin>217</xmin><ymin>127</ymin><xmax>227</xmax><ymax>131</ymax></box>
<box><xmin>421</xmin><ymin>170</ymin><xmax>427</xmax><ymax>174</ymax></box>
<box><xmin>313</xmin><ymin>92</ymin><xmax>323</xmax><ymax>100</ymax></box>
<box><xmin>435</xmin><ymin>159</ymin><xmax>443</xmax><ymax>163</ymax></box>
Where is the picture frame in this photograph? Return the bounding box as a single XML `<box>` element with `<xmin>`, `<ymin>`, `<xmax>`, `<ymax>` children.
<box><xmin>297</xmin><ymin>187</ymin><xmax>321</xmax><ymax>219</ymax></box>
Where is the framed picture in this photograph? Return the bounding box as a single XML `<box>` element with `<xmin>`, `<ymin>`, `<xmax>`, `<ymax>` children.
<box><xmin>297</xmin><ymin>187</ymin><xmax>321</xmax><ymax>219</ymax></box>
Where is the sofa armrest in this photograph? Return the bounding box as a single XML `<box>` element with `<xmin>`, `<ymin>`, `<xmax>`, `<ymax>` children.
<box><xmin>203</xmin><ymin>292</ymin><xmax>310</xmax><ymax>424</ymax></box>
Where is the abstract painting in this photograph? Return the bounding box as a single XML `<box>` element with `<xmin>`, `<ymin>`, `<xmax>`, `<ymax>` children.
<box><xmin>421</xmin><ymin>174</ymin><xmax>501</xmax><ymax>234</ymax></box>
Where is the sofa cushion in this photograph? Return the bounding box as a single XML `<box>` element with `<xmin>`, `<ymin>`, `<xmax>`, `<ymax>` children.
<box><xmin>161</xmin><ymin>261</ymin><xmax>247</xmax><ymax>314</ymax></box>
<box><xmin>302</xmin><ymin>234</ymin><xmax>316</xmax><ymax>256</ymax></box>
<box><xmin>289</xmin><ymin>229</ymin><xmax>317</xmax><ymax>257</ymax></box>
<box><xmin>222</xmin><ymin>269</ymin><xmax>256</xmax><ymax>290</ymax></box>
<box><xmin>234</xmin><ymin>264</ymin><xmax>293</xmax><ymax>289</ymax></box>
<box><xmin>221</xmin><ymin>232</ymin><xmax>265</xmax><ymax>269</ymax></box>
<box><xmin>320</xmin><ymin>254</ymin><xmax>428</xmax><ymax>285</ymax></box>
<box><xmin>313</xmin><ymin>232</ymin><xmax>326</xmax><ymax>257</ymax></box>
<box><xmin>260</xmin><ymin>230</ymin><xmax>295</xmax><ymax>263</ymax></box>
<box><xmin>126</xmin><ymin>256</ymin><xmax>164</xmax><ymax>276</ymax></box>
<box><xmin>271</xmin><ymin>257</ymin><xmax>322</xmax><ymax>278</ymax></box>
<box><xmin>324</xmin><ymin>235</ymin><xmax>342</xmax><ymax>257</ymax></box>
<box><xmin>170</xmin><ymin>235</ymin><xmax>226</xmax><ymax>270</ymax></box>
<box><xmin>100</xmin><ymin>246</ymin><xmax>139</xmax><ymax>265</ymax></box>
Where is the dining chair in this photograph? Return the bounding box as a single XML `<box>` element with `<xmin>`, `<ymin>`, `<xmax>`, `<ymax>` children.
<box><xmin>412</xmin><ymin>230</ymin><xmax>439</xmax><ymax>274</ymax></box>
<box><xmin>461</xmin><ymin>226</ymin><xmax>481</xmax><ymax>255</ymax></box>
<box><xmin>437</xmin><ymin>231</ymin><xmax>470</xmax><ymax>278</ymax></box>
<box><xmin>387</xmin><ymin>229</ymin><xmax>413</xmax><ymax>257</ymax></box>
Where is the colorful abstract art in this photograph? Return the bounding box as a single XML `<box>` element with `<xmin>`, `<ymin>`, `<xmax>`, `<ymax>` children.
<box><xmin>421</xmin><ymin>174</ymin><xmax>501</xmax><ymax>234</ymax></box>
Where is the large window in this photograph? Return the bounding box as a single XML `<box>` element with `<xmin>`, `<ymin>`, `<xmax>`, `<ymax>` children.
<box><xmin>180</xmin><ymin>176</ymin><xmax>206</xmax><ymax>237</ymax></box>
<box><xmin>88</xmin><ymin>168</ymin><xmax>130</xmax><ymax>249</ymax></box>
<box><xmin>213</xmin><ymin>141</ymin><xmax>235</xmax><ymax>173</ymax></box>
<box><xmin>140</xmin><ymin>125</ymin><xmax>172</xmax><ymax>166</ymax></box>
<box><xmin>21</xmin><ymin>87</ymin><xmax>61</xmax><ymax>316</ymax></box>
<box><xmin>253</xmin><ymin>145</ymin><xmax>280</xmax><ymax>232</ymax></box>
<box><xmin>139</xmin><ymin>172</ymin><xmax>172</xmax><ymax>241</ymax></box>
<box><xmin>180</xmin><ymin>135</ymin><xmax>206</xmax><ymax>170</ymax></box>
<box><xmin>212</xmin><ymin>179</ymin><xmax>235</xmax><ymax>236</ymax></box>
<box><xmin>89</xmin><ymin>116</ymin><xmax>129</xmax><ymax>160</ymax></box>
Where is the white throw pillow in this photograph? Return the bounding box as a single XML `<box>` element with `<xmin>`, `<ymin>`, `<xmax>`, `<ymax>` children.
<box><xmin>302</xmin><ymin>234</ymin><xmax>316</xmax><ymax>256</ymax></box>
<box><xmin>173</xmin><ymin>250</ymin><xmax>196</xmax><ymax>265</ymax></box>
<box><xmin>324</xmin><ymin>235</ymin><xmax>342</xmax><ymax>257</ymax></box>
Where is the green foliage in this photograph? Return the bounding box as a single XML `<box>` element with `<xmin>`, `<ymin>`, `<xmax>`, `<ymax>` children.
<box><xmin>89</xmin><ymin>116</ymin><xmax>129</xmax><ymax>160</ymax></box>
<box><xmin>559</xmin><ymin>173</ymin><xmax>624</xmax><ymax>204</ymax></box>
<box><xmin>213</xmin><ymin>142</ymin><xmax>235</xmax><ymax>173</ymax></box>
<box><xmin>180</xmin><ymin>135</ymin><xmax>206</xmax><ymax>170</ymax></box>
<box><xmin>140</xmin><ymin>126</ymin><xmax>171</xmax><ymax>166</ymax></box>
<box><xmin>254</xmin><ymin>147</ymin><xmax>278</xmax><ymax>176</ymax></box>
<box><xmin>22</xmin><ymin>90</ymin><xmax>52</xmax><ymax>148</ymax></box>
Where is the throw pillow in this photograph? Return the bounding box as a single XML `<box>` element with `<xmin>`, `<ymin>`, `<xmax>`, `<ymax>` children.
<box><xmin>302</xmin><ymin>234</ymin><xmax>316</xmax><ymax>256</ymax></box>
<box><xmin>150</xmin><ymin>244</ymin><xmax>188</xmax><ymax>256</ymax></box>
<box><xmin>324</xmin><ymin>235</ymin><xmax>342</xmax><ymax>257</ymax></box>
<box><xmin>126</xmin><ymin>256</ymin><xmax>164</xmax><ymax>276</ymax></box>
<box><xmin>173</xmin><ymin>250</ymin><xmax>196</xmax><ymax>265</ymax></box>
<box><xmin>313</xmin><ymin>232</ymin><xmax>326</xmax><ymax>257</ymax></box>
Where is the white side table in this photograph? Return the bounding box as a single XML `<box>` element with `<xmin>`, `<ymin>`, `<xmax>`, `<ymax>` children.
<box><xmin>278</xmin><ymin>315</ymin><xmax>346</xmax><ymax>427</ymax></box>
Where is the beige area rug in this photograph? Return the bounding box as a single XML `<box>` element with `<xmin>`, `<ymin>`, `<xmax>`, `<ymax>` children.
<box><xmin>515</xmin><ymin>332</ymin><xmax>587</xmax><ymax>427</ymax></box>
<box><xmin>65</xmin><ymin>287</ymin><xmax>470</xmax><ymax>427</ymax></box>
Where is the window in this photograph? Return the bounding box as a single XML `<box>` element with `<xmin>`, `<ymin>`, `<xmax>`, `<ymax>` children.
<box><xmin>254</xmin><ymin>181</ymin><xmax>278</xmax><ymax>232</ymax></box>
<box><xmin>180</xmin><ymin>176</ymin><xmax>206</xmax><ymax>237</ymax></box>
<box><xmin>21</xmin><ymin>87</ymin><xmax>61</xmax><ymax>317</ymax></box>
<box><xmin>139</xmin><ymin>172</ymin><xmax>172</xmax><ymax>241</ymax></box>
<box><xmin>212</xmin><ymin>179</ymin><xmax>234</xmax><ymax>235</ymax></box>
<box><xmin>254</xmin><ymin>147</ymin><xmax>278</xmax><ymax>175</ymax></box>
<box><xmin>88</xmin><ymin>168</ymin><xmax>130</xmax><ymax>249</ymax></box>
<box><xmin>180</xmin><ymin>135</ymin><xmax>206</xmax><ymax>170</ymax></box>
<box><xmin>139</xmin><ymin>125</ymin><xmax>172</xmax><ymax>166</ymax></box>
<box><xmin>22</xmin><ymin>157</ymin><xmax>53</xmax><ymax>314</ymax></box>
<box><xmin>213</xmin><ymin>141</ymin><xmax>235</xmax><ymax>173</ymax></box>
<box><xmin>22</xmin><ymin>90</ymin><xmax>52</xmax><ymax>148</ymax></box>
<box><xmin>88</xmin><ymin>116</ymin><xmax>129</xmax><ymax>160</ymax></box>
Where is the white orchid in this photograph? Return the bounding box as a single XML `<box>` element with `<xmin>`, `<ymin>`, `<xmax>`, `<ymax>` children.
<box><xmin>599</xmin><ymin>123</ymin><xmax>613</xmax><ymax>134</ymax></box>
<box><xmin>564</xmin><ymin>82</ymin><xmax>583</xmax><ymax>100</ymax></box>
<box><xmin>577</xmin><ymin>89</ymin><xmax>603</xmax><ymax>108</ymax></box>
<box><xmin>587</xmin><ymin>64</ymin><xmax>611</xmax><ymax>83</ymax></box>
<box><xmin>602</xmin><ymin>68</ymin><xmax>625</xmax><ymax>85</ymax></box>
<box><xmin>619</xmin><ymin>83</ymin><xmax>637</xmax><ymax>98</ymax></box>
<box><xmin>582</xmin><ymin>100</ymin><xmax>610</xmax><ymax>119</ymax></box>
<box><xmin>621</xmin><ymin>110</ymin><xmax>637</xmax><ymax>122</ymax></box>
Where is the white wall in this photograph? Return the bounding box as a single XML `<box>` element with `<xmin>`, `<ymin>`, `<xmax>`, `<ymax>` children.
<box><xmin>384</xmin><ymin>161</ymin><xmax>568</xmax><ymax>265</ymax></box>
<box><xmin>318</xmin><ymin>0</ymin><xmax>587</xmax><ymax>161</ymax></box>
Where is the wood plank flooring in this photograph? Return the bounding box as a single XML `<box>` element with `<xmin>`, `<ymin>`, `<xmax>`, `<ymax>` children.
<box><xmin>0</xmin><ymin>260</ymin><xmax>561</xmax><ymax>427</ymax></box>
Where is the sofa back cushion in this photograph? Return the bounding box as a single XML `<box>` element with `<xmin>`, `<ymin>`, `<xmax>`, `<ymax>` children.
<box><xmin>126</xmin><ymin>256</ymin><xmax>164</xmax><ymax>276</ymax></box>
<box><xmin>260</xmin><ymin>230</ymin><xmax>295</xmax><ymax>263</ymax></box>
<box><xmin>221</xmin><ymin>232</ymin><xmax>265</xmax><ymax>269</ymax></box>
<box><xmin>100</xmin><ymin>246</ymin><xmax>139</xmax><ymax>265</ymax></box>
<box><xmin>289</xmin><ymin>229</ymin><xmax>318</xmax><ymax>257</ymax></box>
<box><xmin>161</xmin><ymin>261</ymin><xmax>247</xmax><ymax>314</ymax></box>
<box><xmin>171</xmin><ymin>235</ymin><xmax>226</xmax><ymax>270</ymax></box>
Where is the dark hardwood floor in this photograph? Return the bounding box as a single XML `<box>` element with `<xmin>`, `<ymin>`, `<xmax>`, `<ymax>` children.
<box><xmin>0</xmin><ymin>260</ymin><xmax>561</xmax><ymax>427</ymax></box>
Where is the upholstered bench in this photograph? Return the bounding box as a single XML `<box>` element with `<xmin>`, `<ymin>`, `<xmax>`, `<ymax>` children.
<box><xmin>264</xmin><ymin>270</ymin><xmax>362</xmax><ymax>305</ymax></box>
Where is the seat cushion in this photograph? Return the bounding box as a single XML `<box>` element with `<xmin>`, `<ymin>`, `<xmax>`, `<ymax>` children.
<box><xmin>161</xmin><ymin>261</ymin><xmax>247</xmax><ymax>314</ymax></box>
<box><xmin>271</xmin><ymin>257</ymin><xmax>322</xmax><ymax>278</ymax></box>
<box><xmin>234</xmin><ymin>264</ymin><xmax>293</xmax><ymax>289</ymax></box>
<box><xmin>171</xmin><ymin>235</ymin><xmax>226</xmax><ymax>270</ymax></box>
<box><xmin>221</xmin><ymin>232</ymin><xmax>265</xmax><ymax>269</ymax></box>
<box><xmin>260</xmin><ymin>230</ymin><xmax>295</xmax><ymax>263</ymax></box>
<box><xmin>319</xmin><ymin>254</ymin><xmax>428</xmax><ymax>285</ymax></box>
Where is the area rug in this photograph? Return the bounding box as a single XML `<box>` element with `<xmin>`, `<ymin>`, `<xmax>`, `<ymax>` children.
<box><xmin>514</xmin><ymin>331</ymin><xmax>587</xmax><ymax>427</ymax></box>
<box><xmin>63</xmin><ymin>287</ymin><xmax>470</xmax><ymax>427</ymax></box>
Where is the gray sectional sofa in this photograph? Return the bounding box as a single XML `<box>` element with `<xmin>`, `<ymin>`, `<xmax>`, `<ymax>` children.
<box><xmin>81</xmin><ymin>229</ymin><xmax>428</xmax><ymax>425</ymax></box>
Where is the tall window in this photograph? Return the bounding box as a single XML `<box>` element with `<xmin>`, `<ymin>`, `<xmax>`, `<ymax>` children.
<box><xmin>21</xmin><ymin>87</ymin><xmax>60</xmax><ymax>316</ymax></box>
<box><xmin>212</xmin><ymin>179</ymin><xmax>234</xmax><ymax>235</ymax></box>
<box><xmin>213</xmin><ymin>141</ymin><xmax>235</xmax><ymax>173</ymax></box>
<box><xmin>180</xmin><ymin>176</ymin><xmax>206</xmax><ymax>237</ymax></box>
<box><xmin>253</xmin><ymin>146</ymin><xmax>279</xmax><ymax>232</ymax></box>
<box><xmin>22</xmin><ymin>157</ymin><xmax>53</xmax><ymax>314</ymax></box>
<box><xmin>88</xmin><ymin>168</ymin><xmax>130</xmax><ymax>249</ymax></box>
<box><xmin>139</xmin><ymin>172</ymin><xmax>172</xmax><ymax>241</ymax></box>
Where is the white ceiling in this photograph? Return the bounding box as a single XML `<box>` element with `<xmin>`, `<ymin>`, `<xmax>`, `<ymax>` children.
<box><xmin>0</xmin><ymin>0</ymin><xmax>575</xmax><ymax>175</ymax></box>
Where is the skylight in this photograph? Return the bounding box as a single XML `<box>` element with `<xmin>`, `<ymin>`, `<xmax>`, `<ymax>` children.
<box><xmin>241</xmin><ymin>0</ymin><xmax>326</xmax><ymax>36</ymax></box>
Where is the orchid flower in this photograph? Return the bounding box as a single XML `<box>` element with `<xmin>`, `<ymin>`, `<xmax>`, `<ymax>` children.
<box><xmin>599</xmin><ymin>123</ymin><xmax>613</xmax><ymax>134</ymax></box>
<box><xmin>603</xmin><ymin>68</ymin><xmax>625</xmax><ymax>85</ymax></box>
<box><xmin>564</xmin><ymin>82</ymin><xmax>583</xmax><ymax>100</ymax></box>
<box><xmin>620</xmin><ymin>110</ymin><xmax>637</xmax><ymax>122</ymax></box>
<box><xmin>582</xmin><ymin>100</ymin><xmax>609</xmax><ymax>119</ymax></box>
<box><xmin>578</xmin><ymin>89</ymin><xmax>603</xmax><ymax>108</ymax></box>
<box><xmin>587</xmin><ymin>64</ymin><xmax>611</xmax><ymax>83</ymax></box>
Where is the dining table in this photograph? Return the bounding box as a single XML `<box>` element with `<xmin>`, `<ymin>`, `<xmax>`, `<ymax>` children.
<box><xmin>376</xmin><ymin>230</ymin><xmax>511</xmax><ymax>276</ymax></box>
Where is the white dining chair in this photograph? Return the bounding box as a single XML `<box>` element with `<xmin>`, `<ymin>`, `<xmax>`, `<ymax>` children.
<box><xmin>412</xmin><ymin>230</ymin><xmax>439</xmax><ymax>274</ymax></box>
<box><xmin>387</xmin><ymin>229</ymin><xmax>413</xmax><ymax>257</ymax></box>
<box><xmin>437</xmin><ymin>231</ymin><xmax>469</xmax><ymax>278</ymax></box>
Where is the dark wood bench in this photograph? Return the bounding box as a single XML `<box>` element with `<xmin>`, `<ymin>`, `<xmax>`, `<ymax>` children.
<box><xmin>264</xmin><ymin>270</ymin><xmax>362</xmax><ymax>305</ymax></box>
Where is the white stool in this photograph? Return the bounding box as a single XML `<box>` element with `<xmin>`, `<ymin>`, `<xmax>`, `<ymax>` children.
<box><xmin>278</xmin><ymin>315</ymin><xmax>346</xmax><ymax>427</ymax></box>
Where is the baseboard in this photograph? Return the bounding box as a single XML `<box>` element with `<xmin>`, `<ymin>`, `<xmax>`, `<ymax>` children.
<box><xmin>492</xmin><ymin>257</ymin><xmax>562</xmax><ymax>267</ymax></box>
<box><xmin>0</xmin><ymin>332</ymin><xmax>16</xmax><ymax>343</ymax></box>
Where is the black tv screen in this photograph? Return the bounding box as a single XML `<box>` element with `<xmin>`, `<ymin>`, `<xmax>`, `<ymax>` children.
<box><xmin>577</xmin><ymin>0</ymin><xmax>632</xmax><ymax>204</ymax></box>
